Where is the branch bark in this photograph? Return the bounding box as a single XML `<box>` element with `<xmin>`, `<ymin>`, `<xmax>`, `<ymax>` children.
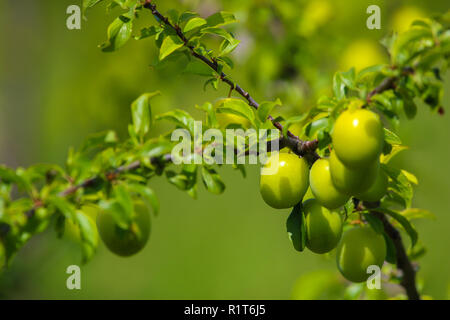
<box><xmin>371</xmin><ymin>211</ymin><xmax>420</xmax><ymax>300</ymax></box>
<box><xmin>143</xmin><ymin>0</ymin><xmax>319</xmax><ymax>159</ymax></box>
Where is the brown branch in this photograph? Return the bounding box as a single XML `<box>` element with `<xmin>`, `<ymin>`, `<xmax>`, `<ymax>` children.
<box><xmin>143</xmin><ymin>0</ymin><xmax>319</xmax><ymax>159</ymax></box>
<box><xmin>371</xmin><ymin>211</ymin><xmax>420</xmax><ymax>300</ymax></box>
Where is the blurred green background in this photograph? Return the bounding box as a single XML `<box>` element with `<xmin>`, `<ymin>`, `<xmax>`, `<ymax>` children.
<box><xmin>0</xmin><ymin>0</ymin><xmax>449</xmax><ymax>299</ymax></box>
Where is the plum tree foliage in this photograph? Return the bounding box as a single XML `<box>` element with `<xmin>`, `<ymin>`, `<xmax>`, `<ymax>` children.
<box><xmin>0</xmin><ymin>0</ymin><xmax>449</xmax><ymax>300</ymax></box>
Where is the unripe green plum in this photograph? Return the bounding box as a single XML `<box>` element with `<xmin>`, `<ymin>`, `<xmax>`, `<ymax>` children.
<box><xmin>356</xmin><ymin>169</ymin><xmax>388</xmax><ymax>202</ymax></box>
<box><xmin>336</xmin><ymin>226</ymin><xmax>386</xmax><ymax>282</ymax></box>
<box><xmin>332</xmin><ymin>108</ymin><xmax>384</xmax><ymax>168</ymax></box>
<box><xmin>260</xmin><ymin>153</ymin><xmax>309</xmax><ymax>209</ymax></box>
<box><xmin>310</xmin><ymin>158</ymin><xmax>350</xmax><ymax>209</ymax></box>
<box><xmin>304</xmin><ymin>199</ymin><xmax>343</xmax><ymax>254</ymax></box>
<box><xmin>329</xmin><ymin>150</ymin><xmax>378</xmax><ymax>196</ymax></box>
<box><xmin>97</xmin><ymin>200</ymin><xmax>151</xmax><ymax>257</ymax></box>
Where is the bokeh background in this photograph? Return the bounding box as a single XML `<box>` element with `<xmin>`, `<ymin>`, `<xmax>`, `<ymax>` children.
<box><xmin>0</xmin><ymin>0</ymin><xmax>449</xmax><ymax>299</ymax></box>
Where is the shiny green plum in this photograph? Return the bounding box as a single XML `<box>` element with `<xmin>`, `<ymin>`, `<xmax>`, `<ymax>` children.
<box><xmin>97</xmin><ymin>200</ymin><xmax>151</xmax><ymax>257</ymax></box>
<box><xmin>336</xmin><ymin>226</ymin><xmax>387</xmax><ymax>282</ymax></box>
<box><xmin>332</xmin><ymin>109</ymin><xmax>384</xmax><ymax>168</ymax></box>
<box><xmin>260</xmin><ymin>153</ymin><xmax>309</xmax><ymax>209</ymax></box>
<box><xmin>310</xmin><ymin>158</ymin><xmax>350</xmax><ymax>209</ymax></box>
<box><xmin>356</xmin><ymin>169</ymin><xmax>388</xmax><ymax>202</ymax></box>
<box><xmin>329</xmin><ymin>150</ymin><xmax>378</xmax><ymax>196</ymax></box>
<box><xmin>303</xmin><ymin>199</ymin><xmax>343</xmax><ymax>254</ymax></box>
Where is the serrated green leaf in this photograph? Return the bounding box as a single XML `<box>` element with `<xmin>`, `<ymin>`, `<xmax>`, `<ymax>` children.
<box><xmin>183</xmin><ymin>17</ymin><xmax>207</xmax><ymax>33</ymax></box>
<box><xmin>159</xmin><ymin>35</ymin><xmax>184</xmax><ymax>61</ymax></box>
<box><xmin>378</xmin><ymin>207</ymin><xmax>418</xmax><ymax>248</ymax></box>
<box><xmin>257</xmin><ymin>99</ymin><xmax>282</xmax><ymax>123</ymax></box>
<box><xmin>382</xmin><ymin>164</ymin><xmax>413</xmax><ymax>208</ymax></box>
<box><xmin>131</xmin><ymin>92</ymin><xmax>160</xmax><ymax>139</ymax></box>
<box><xmin>201</xmin><ymin>166</ymin><xmax>225</xmax><ymax>194</ymax></box>
<box><xmin>401</xmin><ymin>208</ymin><xmax>435</xmax><ymax>221</ymax></box>
<box><xmin>364</xmin><ymin>213</ymin><xmax>384</xmax><ymax>234</ymax></box>
<box><xmin>215</xmin><ymin>98</ymin><xmax>255</xmax><ymax>127</ymax></box>
<box><xmin>83</xmin><ymin>0</ymin><xmax>103</xmax><ymax>11</ymax></box>
<box><xmin>286</xmin><ymin>203</ymin><xmax>306</xmax><ymax>252</ymax></box>
<box><xmin>383</xmin><ymin>128</ymin><xmax>402</xmax><ymax>145</ymax></box>
<box><xmin>75</xmin><ymin>210</ymin><xmax>98</xmax><ymax>264</ymax></box>
<box><xmin>48</xmin><ymin>197</ymin><xmax>76</xmax><ymax>220</ymax></box>
<box><xmin>206</xmin><ymin>12</ymin><xmax>237</xmax><ymax>27</ymax></box>
<box><xmin>135</xmin><ymin>26</ymin><xmax>162</xmax><ymax>40</ymax></box>
<box><xmin>156</xmin><ymin>109</ymin><xmax>196</xmax><ymax>134</ymax></box>
<box><xmin>127</xmin><ymin>184</ymin><xmax>159</xmax><ymax>216</ymax></box>
<box><xmin>101</xmin><ymin>16</ymin><xmax>133</xmax><ymax>52</ymax></box>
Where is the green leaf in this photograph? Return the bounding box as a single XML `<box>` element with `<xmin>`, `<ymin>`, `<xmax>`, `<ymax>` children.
<box><xmin>80</xmin><ymin>130</ymin><xmax>118</xmax><ymax>153</ymax></box>
<box><xmin>113</xmin><ymin>184</ymin><xmax>134</xmax><ymax>216</ymax></box>
<box><xmin>100</xmin><ymin>15</ymin><xmax>133</xmax><ymax>52</ymax></box>
<box><xmin>383</xmin><ymin>128</ymin><xmax>402</xmax><ymax>145</ymax></box>
<box><xmin>201</xmin><ymin>27</ymin><xmax>236</xmax><ymax>44</ymax></box>
<box><xmin>400</xmin><ymin>208</ymin><xmax>435</xmax><ymax>221</ymax></box>
<box><xmin>333</xmin><ymin>72</ymin><xmax>346</xmax><ymax>100</ymax></box>
<box><xmin>381</xmin><ymin>145</ymin><xmax>408</xmax><ymax>164</ymax></box>
<box><xmin>131</xmin><ymin>92</ymin><xmax>160</xmax><ymax>139</ymax></box>
<box><xmin>140</xmin><ymin>140</ymin><xmax>173</xmax><ymax>159</ymax></box>
<box><xmin>98</xmin><ymin>200</ymin><xmax>130</xmax><ymax>229</ymax></box>
<box><xmin>75</xmin><ymin>210</ymin><xmax>98</xmax><ymax>264</ymax></box>
<box><xmin>127</xmin><ymin>184</ymin><xmax>160</xmax><ymax>216</ymax></box>
<box><xmin>201</xmin><ymin>166</ymin><xmax>225</xmax><ymax>194</ymax></box>
<box><xmin>48</xmin><ymin>197</ymin><xmax>76</xmax><ymax>220</ymax></box>
<box><xmin>83</xmin><ymin>0</ymin><xmax>103</xmax><ymax>11</ymax></box>
<box><xmin>383</xmin><ymin>232</ymin><xmax>397</xmax><ymax>264</ymax></box>
<box><xmin>183</xmin><ymin>17</ymin><xmax>207</xmax><ymax>33</ymax></box>
<box><xmin>159</xmin><ymin>35</ymin><xmax>184</xmax><ymax>61</ymax></box>
<box><xmin>216</xmin><ymin>98</ymin><xmax>255</xmax><ymax>127</ymax></box>
<box><xmin>135</xmin><ymin>26</ymin><xmax>162</xmax><ymax>40</ymax></box>
<box><xmin>257</xmin><ymin>99</ymin><xmax>282</xmax><ymax>123</ymax></box>
<box><xmin>382</xmin><ymin>164</ymin><xmax>413</xmax><ymax>208</ymax></box>
<box><xmin>286</xmin><ymin>203</ymin><xmax>306</xmax><ymax>252</ymax></box>
<box><xmin>363</xmin><ymin>213</ymin><xmax>384</xmax><ymax>234</ymax></box>
<box><xmin>206</xmin><ymin>12</ymin><xmax>237</xmax><ymax>27</ymax></box>
<box><xmin>378</xmin><ymin>207</ymin><xmax>418</xmax><ymax>248</ymax></box>
<box><xmin>195</xmin><ymin>102</ymin><xmax>217</xmax><ymax>128</ymax></box>
<box><xmin>183</xmin><ymin>60</ymin><xmax>216</xmax><ymax>77</ymax></box>
<box><xmin>156</xmin><ymin>109</ymin><xmax>196</xmax><ymax>134</ymax></box>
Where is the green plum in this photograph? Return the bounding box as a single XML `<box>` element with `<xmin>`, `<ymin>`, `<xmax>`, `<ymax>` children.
<box><xmin>336</xmin><ymin>226</ymin><xmax>387</xmax><ymax>282</ymax></box>
<box><xmin>310</xmin><ymin>158</ymin><xmax>350</xmax><ymax>209</ymax></box>
<box><xmin>260</xmin><ymin>153</ymin><xmax>309</xmax><ymax>209</ymax></box>
<box><xmin>97</xmin><ymin>200</ymin><xmax>151</xmax><ymax>257</ymax></box>
<box><xmin>356</xmin><ymin>168</ymin><xmax>388</xmax><ymax>202</ymax></box>
<box><xmin>329</xmin><ymin>150</ymin><xmax>378</xmax><ymax>195</ymax></box>
<box><xmin>332</xmin><ymin>108</ymin><xmax>384</xmax><ymax>168</ymax></box>
<box><xmin>304</xmin><ymin>199</ymin><xmax>343</xmax><ymax>254</ymax></box>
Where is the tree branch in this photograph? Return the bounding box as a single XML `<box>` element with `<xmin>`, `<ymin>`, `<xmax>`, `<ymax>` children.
<box><xmin>371</xmin><ymin>211</ymin><xmax>420</xmax><ymax>300</ymax></box>
<box><xmin>142</xmin><ymin>0</ymin><xmax>319</xmax><ymax>159</ymax></box>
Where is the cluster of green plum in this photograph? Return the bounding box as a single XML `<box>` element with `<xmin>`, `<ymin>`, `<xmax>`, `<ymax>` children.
<box><xmin>65</xmin><ymin>200</ymin><xmax>151</xmax><ymax>257</ymax></box>
<box><xmin>260</xmin><ymin>108</ymin><xmax>388</xmax><ymax>282</ymax></box>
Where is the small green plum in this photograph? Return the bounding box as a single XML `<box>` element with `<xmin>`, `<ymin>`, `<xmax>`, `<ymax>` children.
<box><xmin>310</xmin><ymin>158</ymin><xmax>350</xmax><ymax>209</ymax></box>
<box><xmin>97</xmin><ymin>200</ymin><xmax>151</xmax><ymax>257</ymax></box>
<box><xmin>356</xmin><ymin>169</ymin><xmax>388</xmax><ymax>202</ymax></box>
<box><xmin>329</xmin><ymin>150</ymin><xmax>378</xmax><ymax>196</ymax></box>
<box><xmin>260</xmin><ymin>153</ymin><xmax>309</xmax><ymax>209</ymax></box>
<box><xmin>332</xmin><ymin>108</ymin><xmax>384</xmax><ymax>168</ymax></box>
<box><xmin>304</xmin><ymin>199</ymin><xmax>343</xmax><ymax>254</ymax></box>
<box><xmin>336</xmin><ymin>226</ymin><xmax>387</xmax><ymax>283</ymax></box>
